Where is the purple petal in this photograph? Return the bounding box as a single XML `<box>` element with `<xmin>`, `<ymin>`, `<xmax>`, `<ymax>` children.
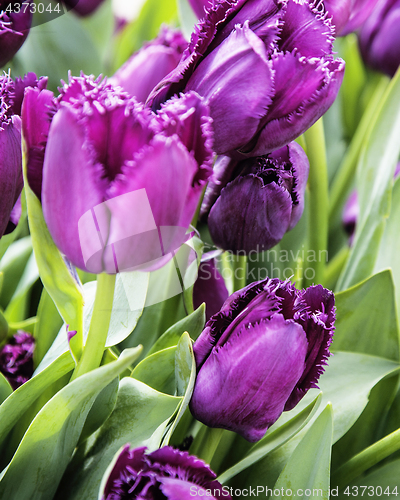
<box><xmin>190</xmin><ymin>314</ymin><xmax>308</xmax><ymax>441</ymax></box>
<box><xmin>284</xmin><ymin>141</ymin><xmax>309</xmax><ymax>229</ymax></box>
<box><xmin>12</xmin><ymin>72</ymin><xmax>48</xmax><ymax>116</ymax></box>
<box><xmin>340</xmin><ymin>0</ymin><xmax>380</xmax><ymax>35</ymax></box>
<box><xmin>208</xmin><ymin>174</ymin><xmax>292</xmax><ymax>252</ymax></box>
<box><xmin>42</xmin><ymin>107</ymin><xmax>106</xmax><ymax>272</ymax></box>
<box><xmin>62</xmin><ymin>0</ymin><xmax>106</xmax><ymax>16</ymax></box>
<box><xmin>188</xmin><ymin>0</ymin><xmax>214</xmax><ymax>18</ymax></box>
<box><xmin>186</xmin><ymin>23</ymin><xmax>274</xmax><ymax>155</ymax></box>
<box><xmin>323</xmin><ymin>0</ymin><xmax>352</xmax><ymax>34</ymax></box>
<box><xmin>0</xmin><ymin>5</ymin><xmax>32</xmax><ymax>67</ymax></box>
<box><xmin>193</xmin><ymin>259</ymin><xmax>229</xmax><ymax>321</ymax></box>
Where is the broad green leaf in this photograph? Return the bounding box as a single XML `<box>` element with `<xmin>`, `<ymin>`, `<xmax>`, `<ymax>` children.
<box><xmin>5</xmin><ymin>252</ymin><xmax>39</xmax><ymax>323</ymax></box>
<box><xmin>337</xmin><ymin>68</ymin><xmax>400</xmax><ymax>290</ymax></box>
<box><xmin>148</xmin><ymin>303</ymin><xmax>205</xmax><ymax>355</ymax></box>
<box><xmin>274</xmin><ymin>404</ymin><xmax>333</xmax><ymax>500</ymax></box>
<box><xmin>111</xmin><ymin>0</ymin><xmax>178</xmax><ymax>71</ymax></box>
<box><xmin>33</xmin><ymin>288</ymin><xmax>63</xmax><ymax>368</ymax></box>
<box><xmin>229</xmin><ymin>353</ymin><xmax>400</xmax><ymax>490</ymax></box>
<box><xmin>374</xmin><ymin>176</ymin><xmax>400</xmax><ymax>316</ymax></box>
<box><xmin>132</xmin><ymin>346</ymin><xmax>176</xmax><ymax>395</ymax></box>
<box><xmin>162</xmin><ymin>332</ymin><xmax>196</xmax><ymax>445</ymax></box>
<box><xmin>218</xmin><ymin>394</ymin><xmax>322</xmax><ymax>483</ymax></box>
<box><xmin>0</xmin><ymin>352</ymin><xmax>75</xmax><ymax>454</ymax></box>
<box><xmin>22</xmin><ymin>140</ymin><xmax>84</xmax><ymax>358</ymax></box>
<box><xmin>0</xmin><ymin>236</ymin><xmax>32</xmax><ymax>310</ymax></box>
<box><xmin>0</xmin><ymin>194</ymin><xmax>28</xmax><ymax>262</ymax></box>
<box><xmin>177</xmin><ymin>0</ymin><xmax>197</xmax><ymax>40</ymax></box>
<box><xmin>0</xmin><ymin>374</ymin><xmax>12</xmax><ymax>405</ymax></box>
<box><xmin>0</xmin><ymin>347</ymin><xmax>142</xmax><ymax>500</ymax></box>
<box><xmin>55</xmin><ymin>378</ymin><xmax>181</xmax><ymax>500</ymax></box>
<box><xmin>337</xmin><ymin>459</ymin><xmax>400</xmax><ymax>499</ymax></box>
<box><xmin>333</xmin><ymin>270</ymin><xmax>400</xmax><ymax>361</ymax></box>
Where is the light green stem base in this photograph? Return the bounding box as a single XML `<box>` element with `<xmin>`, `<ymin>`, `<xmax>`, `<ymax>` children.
<box><xmin>191</xmin><ymin>425</ymin><xmax>224</xmax><ymax>465</ymax></box>
<box><xmin>72</xmin><ymin>273</ymin><xmax>116</xmax><ymax>380</ymax></box>
<box><xmin>304</xmin><ymin>119</ymin><xmax>329</xmax><ymax>287</ymax></box>
<box><xmin>232</xmin><ymin>255</ymin><xmax>247</xmax><ymax>292</ymax></box>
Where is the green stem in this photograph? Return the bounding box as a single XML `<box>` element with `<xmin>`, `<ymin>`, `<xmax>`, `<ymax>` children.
<box><xmin>304</xmin><ymin>118</ymin><xmax>329</xmax><ymax>287</ymax></box>
<box><xmin>71</xmin><ymin>273</ymin><xmax>116</xmax><ymax>380</ymax></box>
<box><xmin>332</xmin><ymin>427</ymin><xmax>400</xmax><ymax>489</ymax></box>
<box><xmin>232</xmin><ymin>255</ymin><xmax>247</xmax><ymax>292</ymax></box>
<box><xmin>324</xmin><ymin>246</ymin><xmax>349</xmax><ymax>292</ymax></box>
<box><xmin>190</xmin><ymin>425</ymin><xmax>224</xmax><ymax>465</ymax></box>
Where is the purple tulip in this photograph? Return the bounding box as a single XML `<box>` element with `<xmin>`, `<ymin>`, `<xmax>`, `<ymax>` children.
<box><xmin>188</xmin><ymin>0</ymin><xmax>214</xmax><ymax>18</ymax></box>
<box><xmin>190</xmin><ymin>278</ymin><xmax>335</xmax><ymax>442</ymax></box>
<box><xmin>148</xmin><ymin>0</ymin><xmax>345</xmax><ymax>158</ymax></box>
<box><xmin>193</xmin><ymin>258</ymin><xmax>229</xmax><ymax>321</ymax></box>
<box><xmin>359</xmin><ymin>0</ymin><xmax>400</xmax><ymax>77</ymax></box>
<box><xmin>202</xmin><ymin>142</ymin><xmax>309</xmax><ymax>253</ymax></box>
<box><xmin>61</xmin><ymin>0</ymin><xmax>106</xmax><ymax>16</ymax></box>
<box><xmin>0</xmin><ymin>0</ymin><xmax>32</xmax><ymax>67</ymax></box>
<box><xmin>101</xmin><ymin>445</ymin><xmax>230</xmax><ymax>500</ymax></box>
<box><xmin>38</xmin><ymin>75</ymin><xmax>213</xmax><ymax>274</ymax></box>
<box><xmin>1</xmin><ymin>73</ymin><xmax>45</xmax><ymax>238</ymax></box>
<box><xmin>0</xmin><ymin>331</ymin><xmax>35</xmax><ymax>390</ymax></box>
<box><xmin>110</xmin><ymin>26</ymin><xmax>187</xmax><ymax>103</ymax></box>
<box><xmin>322</xmin><ymin>0</ymin><xmax>379</xmax><ymax>35</ymax></box>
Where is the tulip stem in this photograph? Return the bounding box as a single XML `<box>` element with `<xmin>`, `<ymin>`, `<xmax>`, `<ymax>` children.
<box><xmin>232</xmin><ymin>255</ymin><xmax>247</xmax><ymax>292</ymax></box>
<box><xmin>191</xmin><ymin>425</ymin><xmax>224</xmax><ymax>465</ymax></box>
<box><xmin>303</xmin><ymin>118</ymin><xmax>329</xmax><ymax>287</ymax></box>
<box><xmin>71</xmin><ymin>273</ymin><xmax>116</xmax><ymax>380</ymax></box>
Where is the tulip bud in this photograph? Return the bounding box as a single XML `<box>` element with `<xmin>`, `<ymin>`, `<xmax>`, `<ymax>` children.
<box><xmin>39</xmin><ymin>75</ymin><xmax>213</xmax><ymax>274</ymax></box>
<box><xmin>110</xmin><ymin>26</ymin><xmax>187</xmax><ymax>103</ymax></box>
<box><xmin>358</xmin><ymin>0</ymin><xmax>400</xmax><ymax>77</ymax></box>
<box><xmin>0</xmin><ymin>1</ymin><xmax>32</xmax><ymax>67</ymax></box>
<box><xmin>190</xmin><ymin>278</ymin><xmax>335</xmax><ymax>442</ymax></box>
<box><xmin>193</xmin><ymin>258</ymin><xmax>229</xmax><ymax>321</ymax></box>
<box><xmin>148</xmin><ymin>0</ymin><xmax>345</xmax><ymax>158</ymax></box>
<box><xmin>203</xmin><ymin>142</ymin><xmax>309</xmax><ymax>253</ymax></box>
<box><xmin>101</xmin><ymin>445</ymin><xmax>230</xmax><ymax>500</ymax></box>
<box><xmin>0</xmin><ymin>331</ymin><xmax>35</xmax><ymax>390</ymax></box>
<box><xmin>322</xmin><ymin>0</ymin><xmax>379</xmax><ymax>36</ymax></box>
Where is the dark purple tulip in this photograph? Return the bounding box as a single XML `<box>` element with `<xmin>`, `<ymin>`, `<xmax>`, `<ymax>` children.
<box><xmin>203</xmin><ymin>142</ymin><xmax>309</xmax><ymax>253</ymax></box>
<box><xmin>39</xmin><ymin>75</ymin><xmax>213</xmax><ymax>274</ymax></box>
<box><xmin>61</xmin><ymin>0</ymin><xmax>106</xmax><ymax>16</ymax></box>
<box><xmin>359</xmin><ymin>0</ymin><xmax>400</xmax><ymax>77</ymax></box>
<box><xmin>101</xmin><ymin>445</ymin><xmax>230</xmax><ymax>500</ymax></box>
<box><xmin>188</xmin><ymin>0</ymin><xmax>214</xmax><ymax>18</ymax></box>
<box><xmin>0</xmin><ymin>331</ymin><xmax>35</xmax><ymax>390</ymax></box>
<box><xmin>110</xmin><ymin>27</ymin><xmax>187</xmax><ymax>103</ymax></box>
<box><xmin>193</xmin><ymin>258</ymin><xmax>229</xmax><ymax>321</ymax></box>
<box><xmin>190</xmin><ymin>278</ymin><xmax>335</xmax><ymax>442</ymax></box>
<box><xmin>148</xmin><ymin>0</ymin><xmax>345</xmax><ymax>158</ymax></box>
<box><xmin>0</xmin><ymin>0</ymin><xmax>32</xmax><ymax>67</ymax></box>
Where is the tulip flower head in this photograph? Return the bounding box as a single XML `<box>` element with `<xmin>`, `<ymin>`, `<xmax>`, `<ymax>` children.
<box><xmin>203</xmin><ymin>142</ymin><xmax>309</xmax><ymax>253</ymax></box>
<box><xmin>0</xmin><ymin>0</ymin><xmax>32</xmax><ymax>67</ymax></box>
<box><xmin>148</xmin><ymin>0</ymin><xmax>345</xmax><ymax>158</ymax></box>
<box><xmin>190</xmin><ymin>278</ymin><xmax>335</xmax><ymax>442</ymax></box>
<box><xmin>111</xmin><ymin>26</ymin><xmax>187</xmax><ymax>103</ymax></box>
<box><xmin>101</xmin><ymin>445</ymin><xmax>230</xmax><ymax>500</ymax></box>
<box><xmin>322</xmin><ymin>0</ymin><xmax>380</xmax><ymax>35</ymax></box>
<box><xmin>359</xmin><ymin>0</ymin><xmax>400</xmax><ymax>77</ymax></box>
<box><xmin>0</xmin><ymin>331</ymin><xmax>35</xmax><ymax>390</ymax></box>
<box><xmin>40</xmin><ymin>75</ymin><xmax>213</xmax><ymax>274</ymax></box>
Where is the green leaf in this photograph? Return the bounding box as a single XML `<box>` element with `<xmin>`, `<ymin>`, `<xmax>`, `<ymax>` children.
<box><xmin>132</xmin><ymin>346</ymin><xmax>177</xmax><ymax>395</ymax></box>
<box><xmin>0</xmin><ymin>194</ymin><xmax>28</xmax><ymax>262</ymax></box>
<box><xmin>111</xmin><ymin>0</ymin><xmax>178</xmax><ymax>72</ymax></box>
<box><xmin>229</xmin><ymin>353</ymin><xmax>400</xmax><ymax>490</ymax></box>
<box><xmin>333</xmin><ymin>270</ymin><xmax>400</xmax><ymax>361</ymax></box>
<box><xmin>218</xmin><ymin>394</ymin><xmax>322</xmax><ymax>483</ymax></box>
<box><xmin>0</xmin><ymin>374</ymin><xmax>12</xmax><ymax>405</ymax></box>
<box><xmin>56</xmin><ymin>378</ymin><xmax>181</xmax><ymax>500</ymax></box>
<box><xmin>0</xmin><ymin>352</ymin><xmax>75</xmax><ymax>454</ymax></box>
<box><xmin>274</xmin><ymin>404</ymin><xmax>333</xmax><ymax>500</ymax></box>
<box><xmin>177</xmin><ymin>0</ymin><xmax>197</xmax><ymax>40</ymax></box>
<box><xmin>22</xmin><ymin>141</ymin><xmax>84</xmax><ymax>359</ymax></box>
<box><xmin>0</xmin><ymin>347</ymin><xmax>142</xmax><ymax>500</ymax></box>
<box><xmin>5</xmin><ymin>252</ymin><xmax>39</xmax><ymax>323</ymax></box>
<box><xmin>374</xmin><ymin>176</ymin><xmax>400</xmax><ymax>316</ymax></box>
<box><xmin>337</xmin><ymin>68</ymin><xmax>400</xmax><ymax>290</ymax></box>
<box><xmin>148</xmin><ymin>303</ymin><xmax>206</xmax><ymax>355</ymax></box>
<box><xmin>0</xmin><ymin>309</ymin><xmax>7</xmax><ymax>343</ymax></box>
<box><xmin>0</xmin><ymin>236</ymin><xmax>32</xmax><ymax>310</ymax></box>
<box><xmin>33</xmin><ymin>289</ymin><xmax>63</xmax><ymax>368</ymax></box>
